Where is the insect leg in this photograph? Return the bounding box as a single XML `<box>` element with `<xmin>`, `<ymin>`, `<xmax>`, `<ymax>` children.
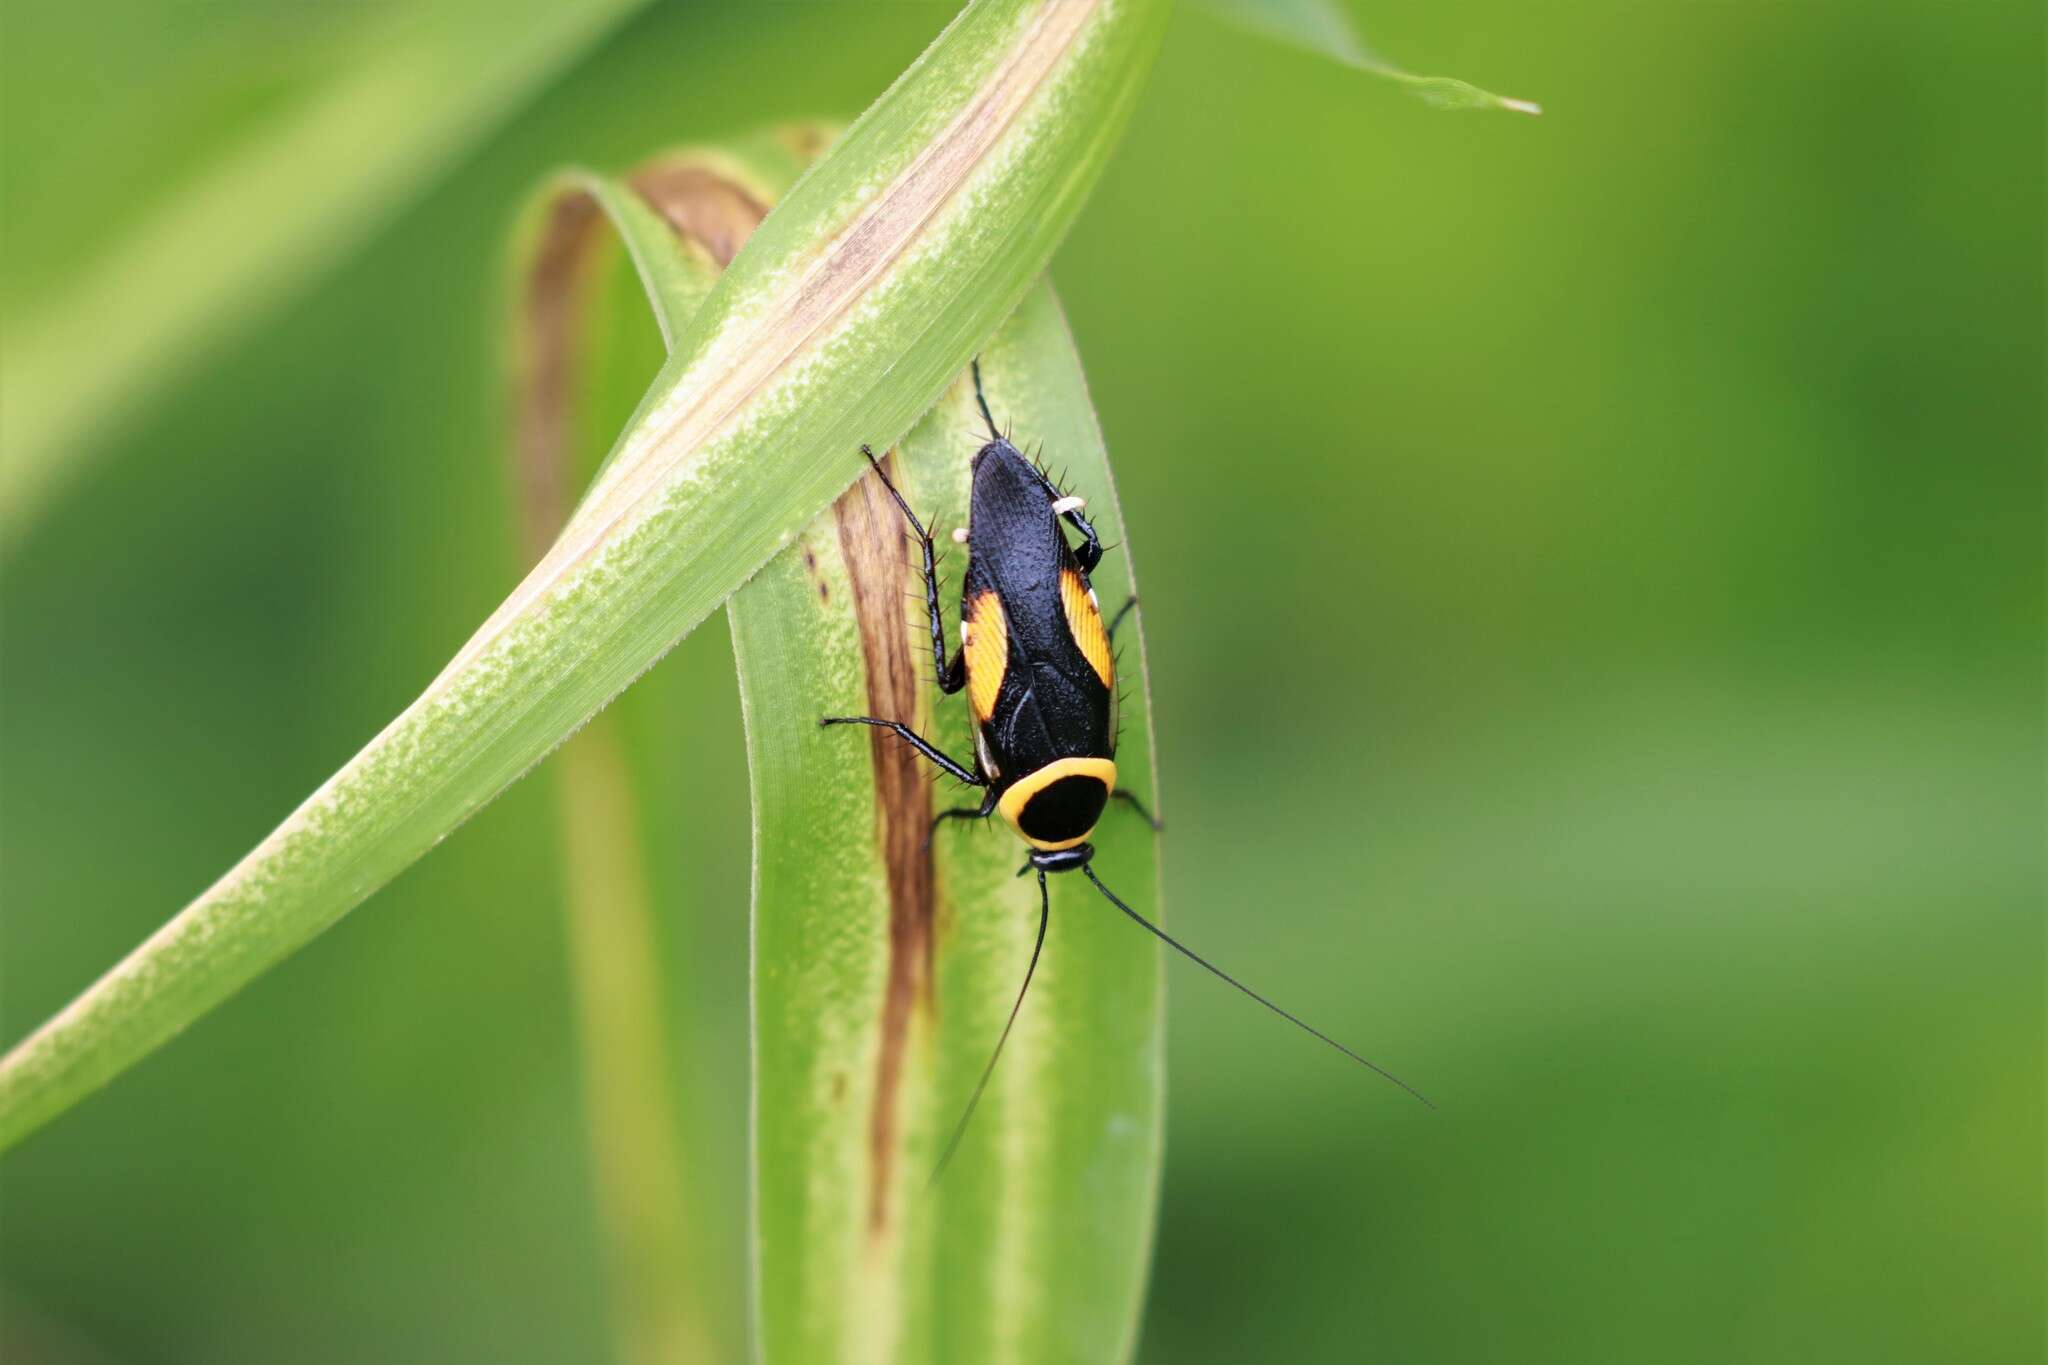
<box><xmin>1106</xmin><ymin>595</ymin><xmax>1139</xmax><ymax>641</ymax></box>
<box><xmin>1024</xmin><ymin>459</ymin><xmax>1107</xmax><ymax>572</ymax></box>
<box><xmin>859</xmin><ymin>445</ymin><xmax>963</xmax><ymax>694</ymax></box>
<box><xmin>1110</xmin><ymin>788</ymin><xmax>1164</xmax><ymax>832</ymax></box>
<box><xmin>927</xmin><ymin>788</ymin><xmax>1000</xmax><ymax>849</ymax></box>
<box><xmin>1065</xmin><ymin>508</ymin><xmax>1105</xmax><ymax>573</ymax></box>
<box><xmin>819</xmin><ymin>716</ymin><xmax>985</xmax><ymax>787</ymax></box>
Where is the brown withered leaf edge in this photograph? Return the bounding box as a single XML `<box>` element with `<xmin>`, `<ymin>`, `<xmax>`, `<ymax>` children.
<box><xmin>514</xmin><ymin>151</ymin><xmax>937</xmax><ymax>1239</ymax></box>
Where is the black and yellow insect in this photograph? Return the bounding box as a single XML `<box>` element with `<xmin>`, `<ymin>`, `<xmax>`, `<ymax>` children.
<box><xmin>826</xmin><ymin>364</ymin><xmax>1427</xmax><ymax>1176</ymax></box>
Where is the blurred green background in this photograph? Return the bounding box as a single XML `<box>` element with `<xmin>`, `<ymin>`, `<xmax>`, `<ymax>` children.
<box><xmin>2</xmin><ymin>1</ymin><xmax>2040</xmax><ymax>1362</ymax></box>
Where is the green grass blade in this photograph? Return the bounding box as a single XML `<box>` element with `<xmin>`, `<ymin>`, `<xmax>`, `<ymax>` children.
<box><xmin>521</xmin><ymin>135</ymin><xmax>1165</xmax><ymax>1364</ymax></box>
<box><xmin>1202</xmin><ymin>0</ymin><xmax>1541</xmax><ymax>113</ymax></box>
<box><xmin>503</xmin><ymin>145</ymin><xmax>813</xmax><ymax>1365</ymax></box>
<box><xmin>549</xmin><ymin>728</ymin><xmax>715</xmax><ymax>1365</ymax></box>
<box><xmin>0</xmin><ymin>0</ymin><xmax>655</xmax><ymax>548</ymax></box>
<box><xmin>0</xmin><ymin>0</ymin><xmax>1170</xmax><ymax>1154</ymax></box>
<box><xmin>736</xmin><ymin>288</ymin><xmax>1165</xmax><ymax>1365</ymax></box>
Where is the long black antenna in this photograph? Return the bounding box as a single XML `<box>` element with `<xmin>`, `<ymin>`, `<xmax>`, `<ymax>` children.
<box><xmin>969</xmin><ymin>356</ymin><xmax>1003</xmax><ymax>441</ymax></box>
<box><xmin>929</xmin><ymin>868</ymin><xmax>1052</xmax><ymax>1187</ymax></box>
<box><xmin>1081</xmin><ymin>863</ymin><xmax>1434</xmax><ymax>1109</ymax></box>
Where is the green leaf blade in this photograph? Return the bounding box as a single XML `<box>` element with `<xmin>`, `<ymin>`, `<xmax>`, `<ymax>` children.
<box><xmin>737</xmin><ymin>286</ymin><xmax>1165</xmax><ymax>1365</ymax></box>
<box><xmin>589</xmin><ymin>127</ymin><xmax>1164</xmax><ymax>1365</ymax></box>
<box><xmin>1201</xmin><ymin>0</ymin><xmax>1541</xmax><ymax>114</ymax></box>
<box><xmin>0</xmin><ymin>0</ymin><xmax>1171</xmax><ymax>1154</ymax></box>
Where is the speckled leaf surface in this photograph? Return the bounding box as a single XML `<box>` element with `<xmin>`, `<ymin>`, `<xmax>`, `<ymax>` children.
<box><xmin>0</xmin><ymin>0</ymin><xmax>1170</xmax><ymax>1154</ymax></box>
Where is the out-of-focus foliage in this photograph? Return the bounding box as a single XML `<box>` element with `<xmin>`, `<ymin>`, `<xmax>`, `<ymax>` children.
<box><xmin>0</xmin><ymin>0</ymin><xmax>651</xmax><ymax>540</ymax></box>
<box><xmin>0</xmin><ymin>2</ymin><xmax>2038</xmax><ymax>1364</ymax></box>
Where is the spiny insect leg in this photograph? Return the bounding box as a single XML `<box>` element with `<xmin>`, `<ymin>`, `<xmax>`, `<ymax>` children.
<box><xmin>819</xmin><ymin>716</ymin><xmax>985</xmax><ymax>787</ymax></box>
<box><xmin>859</xmin><ymin>444</ymin><xmax>962</xmax><ymax>694</ymax></box>
<box><xmin>1110</xmin><ymin>787</ymin><xmax>1165</xmax><ymax>833</ymax></box>
<box><xmin>926</xmin><ymin>789</ymin><xmax>999</xmax><ymax>849</ymax></box>
<box><xmin>1038</xmin><ymin>470</ymin><xmax>1105</xmax><ymax>571</ymax></box>
<box><xmin>1107</xmin><ymin>595</ymin><xmax>1139</xmax><ymax>641</ymax></box>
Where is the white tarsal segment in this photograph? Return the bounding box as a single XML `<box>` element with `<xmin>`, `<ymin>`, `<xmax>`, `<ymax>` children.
<box><xmin>951</xmin><ymin>526</ymin><xmax>970</xmax><ymax>543</ymax></box>
<box><xmin>1050</xmin><ymin>495</ymin><xmax>1085</xmax><ymax>515</ymax></box>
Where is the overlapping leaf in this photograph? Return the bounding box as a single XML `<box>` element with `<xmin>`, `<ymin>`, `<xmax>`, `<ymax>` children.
<box><xmin>0</xmin><ymin>0</ymin><xmax>1171</xmax><ymax>1154</ymax></box>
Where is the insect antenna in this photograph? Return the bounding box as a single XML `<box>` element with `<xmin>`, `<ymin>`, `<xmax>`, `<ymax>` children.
<box><xmin>969</xmin><ymin>357</ymin><xmax>1002</xmax><ymax>442</ymax></box>
<box><xmin>929</xmin><ymin>868</ymin><xmax>1053</xmax><ymax>1187</ymax></box>
<box><xmin>1078</xmin><ymin>864</ymin><xmax>1434</xmax><ymax>1109</ymax></box>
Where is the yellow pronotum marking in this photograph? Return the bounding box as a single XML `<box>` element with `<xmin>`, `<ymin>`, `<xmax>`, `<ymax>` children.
<box><xmin>1060</xmin><ymin>569</ymin><xmax>1113</xmax><ymax>686</ymax></box>
<box><xmin>998</xmin><ymin>755</ymin><xmax>1118</xmax><ymax>851</ymax></box>
<box><xmin>965</xmin><ymin>590</ymin><xmax>1008</xmax><ymax>723</ymax></box>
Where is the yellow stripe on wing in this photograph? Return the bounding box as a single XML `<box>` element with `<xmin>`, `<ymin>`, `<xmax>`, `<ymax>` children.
<box><xmin>965</xmin><ymin>589</ymin><xmax>1009</xmax><ymax>724</ymax></box>
<box><xmin>1060</xmin><ymin>569</ymin><xmax>1113</xmax><ymax>686</ymax></box>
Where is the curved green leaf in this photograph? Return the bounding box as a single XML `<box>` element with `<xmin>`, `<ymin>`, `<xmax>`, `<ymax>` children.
<box><xmin>0</xmin><ymin>0</ymin><xmax>1171</xmax><ymax>1154</ymax></box>
<box><xmin>516</xmin><ymin>136</ymin><xmax>1165</xmax><ymax>1363</ymax></box>
<box><xmin>502</xmin><ymin>143</ymin><xmax>817</xmax><ymax>1365</ymax></box>
<box><xmin>1201</xmin><ymin>0</ymin><xmax>1541</xmax><ymax>113</ymax></box>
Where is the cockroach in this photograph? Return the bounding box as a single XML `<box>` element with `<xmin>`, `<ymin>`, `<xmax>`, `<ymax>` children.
<box><xmin>825</xmin><ymin>363</ymin><xmax>1428</xmax><ymax>1179</ymax></box>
